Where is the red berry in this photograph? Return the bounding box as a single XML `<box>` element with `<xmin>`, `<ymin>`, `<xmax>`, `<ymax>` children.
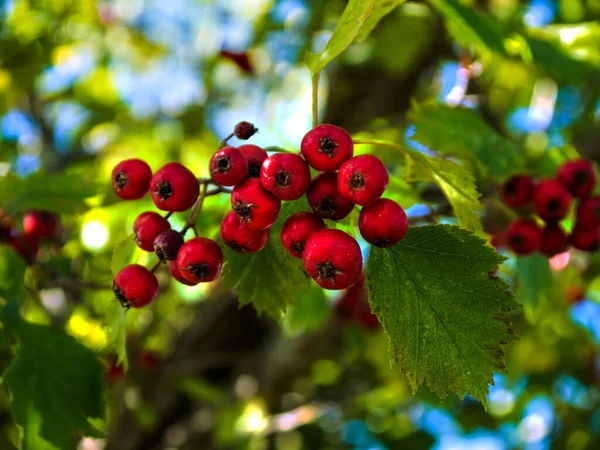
<box><xmin>231</xmin><ymin>178</ymin><xmax>281</xmax><ymax>231</ymax></box>
<box><xmin>571</xmin><ymin>224</ymin><xmax>599</xmax><ymax>252</ymax></box>
<box><xmin>558</xmin><ymin>159</ymin><xmax>596</xmax><ymax>198</ymax></box>
<box><xmin>220</xmin><ymin>210</ymin><xmax>269</xmax><ymax>253</ymax></box>
<box><xmin>577</xmin><ymin>196</ymin><xmax>600</xmax><ymax>228</ymax></box>
<box><xmin>112</xmin><ymin>159</ymin><xmax>152</xmax><ymax>200</ymax></box>
<box><xmin>335</xmin><ymin>273</ymin><xmax>379</xmax><ymax>331</ymax></box>
<box><xmin>104</xmin><ymin>355</ymin><xmax>125</xmax><ymax>384</ymax></box>
<box><xmin>169</xmin><ymin>260</ymin><xmax>198</xmax><ymax>286</ymax></box>
<box><xmin>300</xmin><ymin>124</ymin><xmax>354</xmax><ymax>171</ymax></box>
<box><xmin>234</xmin><ymin>121</ymin><xmax>258</xmax><ymax>140</ymax></box>
<box><xmin>113</xmin><ymin>264</ymin><xmax>159</xmax><ymax>309</ymax></box>
<box><xmin>506</xmin><ymin>218</ymin><xmax>541</xmax><ymax>255</ymax></box>
<box><xmin>260</xmin><ymin>153</ymin><xmax>311</xmax><ymax>201</ymax></box>
<box><xmin>500</xmin><ymin>174</ymin><xmax>534</xmax><ymax>209</ymax></box>
<box><xmin>22</xmin><ymin>210</ymin><xmax>61</xmax><ymax>240</ymax></box>
<box><xmin>239</xmin><ymin>144</ymin><xmax>268</xmax><ymax>178</ymax></box>
<box><xmin>133</xmin><ymin>212</ymin><xmax>171</xmax><ymax>252</ymax></box>
<box><xmin>306</xmin><ymin>172</ymin><xmax>354</xmax><ymax>220</ymax></box>
<box><xmin>338</xmin><ymin>155</ymin><xmax>389</xmax><ymax>207</ymax></box>
<box><xmin>210</xmin><ymin>147</ymin><xmax>249</xmax><ymax>186</ymax></box>
<box><xmin>153</xmin><ymin>229</ymin><xmax>184</xmax><ymax>261</ymax></box>
<box><xmin>9</xmin><ymin>232</ymin><xmax>39</xmax><ymax>265</ymax></box>
<box><xmin>281</xmin><ymin>212</ymin><xmax>326</xmax><ymax>258</ymax></box>
<box><xmin>358</xmin><ymin>198</ymin><xmax>407</xmax><ymax>248</ymax></box>
<box><xmin>176</xmin><ymin>237</ymin><xmax>223</xmax><ymax>283</ymax></box>
<box><xmin>150</xmin><ymin>162</ymin><xmax>200</xmax><ymax>212</ymax></box>
<box><xmin>540</xmin><ymin>223</ymin><xmax>569</xmax><ymax>256</ymax></box>
<box><xmin>533</xmin><ymin>179</ymin><xmax>572</xmax><ymax>222</ymax></box>
<box><xmin>303</xmin><ymin>229</ymin><xmax>362</xmax><ymax>290</ymax></box>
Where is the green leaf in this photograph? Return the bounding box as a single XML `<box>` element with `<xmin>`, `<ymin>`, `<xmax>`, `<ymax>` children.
<box><xmin>515</xmin><ymin>255</ymin><xmax>552</xmax><ymax>315</ymax></box>
<box><xmin>105</xmin><ymin>301</ymin><xmax>129</xmax><ymax>370</ymax></box>
<box><xmin>283</xmin><ymin>284</ymin><xmax>330</xmax><ymax>334</ymax></box>
<box><xmin>355</xmin><ymin>0</ymin><xmax>406</xmax><ymax>42</ymax></box>
<box><xmin>366</xmin><ymin>225</ymin><xmax>519</xmax><ymax>405</ymax></box>
<box><xmin>0</xmin><ymin>245</ymin><xmax>27</xmax><ymax>300</ymax></box>
<box><xmin>110</xmin><ymin>234</ymin><xmax>138</xmax><ymax>277</ymax></box>
<box><xmin>0</xmin><ymin>301</ymin><xmax>105</xmax><ymax>449</ymax></box>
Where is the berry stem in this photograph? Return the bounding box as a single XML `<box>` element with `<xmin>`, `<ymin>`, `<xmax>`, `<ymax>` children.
<box><xmin>164</xmin><ymin>211</ymin><xmax>173</xmax><ymax>220</ymax></box>
<box><xmin>311</xmin><ymin>73</ymin><xmax>320</xmax><ymax>128</ymax></box>
<box><xmin>150</xmin><ymin>260</ymin><xmax>162</xmax><ymax>273</ymax></box>
<box><xmin>181</xmin><ymin>182</ymin><xmax>208</xmax><ymax>235</ymax></box>
<box><xmin>219</xmin><ymin>132</ymin><xmax>235</xmax><ymax>149</ymax></box>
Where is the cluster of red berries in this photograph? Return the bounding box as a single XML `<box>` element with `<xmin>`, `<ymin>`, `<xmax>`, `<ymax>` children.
<box><xmin>500</xmin><ymin>159</ymin><xmax>599</xmax><ymax>256</ymax></box>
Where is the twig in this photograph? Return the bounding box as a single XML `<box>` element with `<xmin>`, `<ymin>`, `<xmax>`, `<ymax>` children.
<box><xmin>219</xmin><ymin>132</ymin><xmax>235</xmax><ymax>148</ymax></box>
<box><xmin>312</xmin><ymin>73</ymin><xmax>320</xmax><ymax>128</ymax></box>
<box><xmin>181</xmin><ymin>183</ymin><xmax>208</xmax><ymax>235</ymax></box>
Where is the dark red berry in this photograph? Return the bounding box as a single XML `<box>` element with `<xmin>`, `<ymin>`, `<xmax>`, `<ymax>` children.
<box><xmin>112</xmin><ymin>159</ymin><xmax>152</xmax><ymax>200</ymax></box>
<box><xmin>234</xmin><ymin>121</ymin><xmax>258</xmax><ymax>140</ymax></box>
<box><xmin>300</xmin><ymin>124</ymin><xmax>354</xmax><ymax>171</ymax></box>
<box><xmin>220</xmin><ymin>210</ymin><xmax>269</xmax><ymax>253</ymax></box>
<box><xmin>239</xmin><ymin>144</ymin><xmax>268</xmax><ymax>178</ymax></box>
<box><xmin>501</xmin><ymin>174</ymin><xmax>534</xmax><ymax>209</ymax></box>
<box><xmin>133</xmin><ymin>212</ymin><xmax>171</xmax><ymax>252</ymax></box>
<box><xmin>533</xmin><ymin>179</ymin><xmax>572</xmax><ymax>222</ymax></box>
<box><xmin>303</xmin><ymin>229</ymin><xmax>362</xmax><ymax>290</ymax></box>
<box><xmin>176</xmin><ymin>237</ymin><xmax>223</xmax><ymax>283</ymax></box>
<box><xmin>113</xmin><ymin>264</ymin><xmax>159</xmax><ymax>309</ymax></box>
<box><xmin>306</xmin><ymin>172</ymin><xmax>354</xmax><ymax>221</ymax></box>
<box><xmin>358</xmin><ymin>198</ymin><xmax>407</xmax><ymax>248</ymax></box>
<box><xmin>231</xmin><ymin>178</ymin><xmax>281</xmax><ymax>231</ymax></box>
<box><xmin>150</xmin><ymin>162</ymin><xmax>200</xmax><ymax>212</ymax></box>
<box><xmin>169</xmin><ymin>260</ymin><xmax>198</xmax><ymax>286</ymax></box>
<box><xmin>104</xmin><ymin>355</ymin><xmax>125</xmax><ymax>384</ymax></box>
<box><xmin>506</xmin><ymin>218</ymin><xmax>541</xmax><ymax>255</ymax></box>
<box><xmin>558</xmin><ymin>159</ymin><xmax>597</xmax><ymax>198</ymax></box>
<box><xmin>153</xmin><ymin>229</ymin><xmax>184</xmax><ymax>261</ymax></box>
<box><xmin>22</xmin><ymin>210</ymin><xmax>61</xmax><ymax>240</ymax></box>
<box><xmin>0</xmin><ymin>210</ymin><xmax>14</xmax><ymax>241</ymax></box>
<box><xmin>9</xmin><ymin>232</ymin><xmax>39</xmax><ymax>265</ymax></box>
<box><xmin>576</xmin><ymin>196</ymin><xmax>600</xmax><ymax>228</ymax></box>
<box><xmin>210</xmin><ymin>147</ymin><xmax>249</xmax><ymax>186</ymax></box>
<box><xmin>338</xmin><ymin>155</ymin><xmax>389</xmax><ymax>207</ymax></box>
<box><xmin>281</xmin><ymin>212</ymin><xmax>326</xmax><ymax>258</ymax></box>
<box><xmin>335</xmin><ymin>273</ymin><xmax>379</xmax><ymax>331</ymax></box>
<box><xmin>540</xmin><ymin>223</ymin><xmax>569</xmax><ymax>256</ymax></box>
<box><xmin>260</xmin><ymin>153</ymin><xmax>311</xmax><ymax>201</ymax></box>
<box><xmin>571</xmin><ymin>224</ymin><xmax>599</xmax><ymax>252</ymax></box>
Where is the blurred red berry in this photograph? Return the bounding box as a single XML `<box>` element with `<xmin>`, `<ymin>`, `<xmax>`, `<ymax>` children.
<box><xmin>558</xmin><ymin>159</ymin><xmax>596</xmax><ymax>199</ymax></box>
<box><xmin>507</xmin><ymin>218</ymin><xmax>541</xmax><ymax>255</ymax></box>
<box><xmin>500</xmin><ymin>174</ymin><xmax>534</xmax><ymax>209</ymax></box>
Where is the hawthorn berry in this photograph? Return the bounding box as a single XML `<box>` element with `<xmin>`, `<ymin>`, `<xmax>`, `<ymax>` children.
<box><xmin>558</xmin><ymin>159</ymin><xmax>597</xmax><ymax>199</ymax></box>
<box><xmin>338</xmin><ymin>155</ymin><xmax>389</xmax><ymax>206</ymax></box>
<box><xmin>335</xmin><ymin>273</ymin><xmax>379</xmax><ymax>331</ymax></box>
<box><xmin>221</xmin><ymin>210</ymin><xmax>269</xmax><ymax>253</ymax></box>
<box><xmin>234</xmin><ymin>121</ymin><xmax>258</xmax><ymax>140</ymax></box>
<box><xmin>576</xmin><ymin>196</ymin><xmax>600</xmax><ymax>228</ymax></box>
<box><xmin>22</xmin><ymin>210</ymin><xmax>61</xmax><ymax>240</ymax></box>
<box><xmin>260</xmin><ymin>153</ymin><xmax>311</xmax><ymax>201</ymax></box>
<box><xmin>303</xmin><ymin>229</ymin><xmax>362</xmax><ymax>290</ymax></box>
<box><xmin>150</xmin><ymin>162</ymin><xmax>200</xmax><ymax>212</ymax></box>
<box><xmin>9</xmin><ymin>232</ymin><xmax>39</xmax><ymax>265</ymax></box>
<box><xmin>133</xmin><ymin>211</ymin><xmax>171</xmax><ymax>252</ymax></box>
<box><xmin>239</xmin><ymin>144</ymin><xmax>268</xmax><ymax>178</ymax></box>
<box><xmin>306</xmin><ymin>172</ymin><xmax>355</xmax><ymax>221</ymax></box>
<box><xmin>540</xmin><ymin>224</ymin><xmax>569</xmax><ymax>257</ymax></box>
<box><xmin>300</xmin><ymin>124</ymin><xmax>354</xmax><ymax>171</ymax></box>
<box><xmin>153</xmin><ymin>229</ymin><xmax>184</xmax><ymax>261</ymax></box>
<box><xmin>169</xmin><ymin>261</ymin><xmax>198</xmax><ymax>286</ymax></box>
<box><xmin>500</xmin><ymin>174</ymin><xmax>534</xmax><ymax>209</ymax></box>
<box><xmin>507</xmin><ymin>218</ymin><xmax>541</xmax><ymax>255</ymax></box>
<box><xmin>176</xmin><ymin>237</ymin><xmax>224</xmax><ymax>283</ymax></box>
<box><xmin>358</xmin><ymin>198</ymin><xmax>407</xmax><ymax>248</ymax></box>
<box><xmin>571</xmin><ymin>224</ymin><xmax>599</xmax><ymax>252</ymax></box>
<box><xmin>281</xmin><ymin>212</ymin><xmax>326</xmax><ymax>258</ymax></box>
<box><xmin>231</xmin><ymin>178</ymin><xmax>281</xmax><ymax>231</ymax></box>
<box><xmin>113</xmin><ymin>264</ymin><xmax>159</xmax><ymax>309</ymax></box>
<box><xmin>533</xmin><ymin>179</ymin><xmax>572</xmax><ymax>222</ymax></box>
<box><xmin>112</xmin><ymin>159</ymin><xmax>152</xmax><ymax>200</ymax></box>
<box><xmin>210</xmin><ymin>147</ymin><xmax>249</xmax><ymax>186</ymax></box>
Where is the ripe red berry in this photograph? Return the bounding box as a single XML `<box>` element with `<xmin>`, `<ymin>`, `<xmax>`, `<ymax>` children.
<box><xmin>9</xmin><ymin>232</ymin><xmax>39</xmax><ymax>265</ymax></box>
<box><xmin>281</xmin><ymin>212</ymin><xmax>326</xmax><ymax>258</ymax></box>
<box><xmin>558</xmin><ymin>159</ymin><xmax>597</xmax><ymax>198</ymax></box>
<box><xmin>133</xmin><ymin>212</ymin><xmax>171</xmax><ymax>252</ymax></box>
<box><xmin>22</xmin><ymin>210</ymin><xmax>61</xmax><ymax>240</ymax></box>
<box><xmin>239</xmin><ymin>144</ymin><xmax>268</xmax><ymax>178</ymax></box>
<box><xmin>260</xmin><ymin>153</ymin><xmax>311</xmax><ymax>201</ymax></box>
<box><xmin>153</xmin><ymin>229</ymin><xmax>184</xmax><ymax>261</ymax></box>
<box><xmin>533</xmin><ymin>179</ymin><xmax>572</xmax><ymax>222</ymax></box>
<box><xmin>338</xmin><ymin>155</ymin><xmax>389</xmax><ymax>207</ymax></box>
<box><xmin>169</xmin><ymin>260</ymin><xmax>198</xmax><ymax>286</ymax></box>
<box><xmin>571</xmin><ymin>224</ymin><xmax>599</xmax><ymax>252</ymax></box>
<box><xmin>176</xmin><ymin>237</ymin><xmax>224</xmax><ymax>283</ymax></box>
<box><xmin>150</xmin><ymin>162</ymin><xmax>200</xmax><ymax>212</ymax></box>
<box><xmin>303</xmin><ymin>229</ymin><xmax>362</xmax><ymax>290</ymax></box>
<box><xmin>540</xmin><ymin>223</ymin><xmax>569</xmax><ymax>257</ymax></box>
<box><xmin>231</xmin><ymin>178</ymin><xmax>281</xmax><ymax>231</ymax></box>
<box><xmin>500</xmin><ymin>174</ymin><xmax>534</xmax><ymax>209</ymax></box>
<box><xmin>306</xmin><ymin>172</ymin><xmax>354</xmax><ymax>220</ymax></box>
<box><xmin>234</xmin><ymin>121</ymin><xmax>258</xmax><ymax>140</ymax></box>
<box><xmin>300</xmin><ymin>124</ymin><xmax>354</xmax><ymax>171</ymax></box>
<box><xmin>358</xmin><ymin>198</ymin><xmax>407</xmax><ymax>248</ymax></box>
<box><xmin>220</xmin><ymin>210</ymin><xmax>269</xmax><ymax>253</ymax></box>
<box><xmin>210</xmin><ymin>147</ymin><xmax>249</xmax><ymax>186</ymax></box>
<box><xmin>506</xmin><ymin>218</ymin><xmax>542</xmax><ymax>255</ymax></box>
<box><xmin>112</xmin><ymin>159</ymin><xmax>152</xmax><ymax>200</ymax></box>
<box><xmin>113</xmin><ymin>264</ymin><xmax>159</xmax><ymax>309</ymax></box>
<box><xmin>576</xmin><ymin>196</ymin><xmax>600</xmax><ymax>228</ymax></box>
<box><xmin>335</xmin><ymin>273</ymin><xmax>379</xmax><ymax>331</ymax></box>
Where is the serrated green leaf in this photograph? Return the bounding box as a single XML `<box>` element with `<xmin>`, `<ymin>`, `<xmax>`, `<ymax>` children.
<box><xmin>105</xmin><ymin>300</ymin><xmax>129</xmax><ymax>370</ymax></box>
<box><xmin>110</xmin><ymin>234</ymin><xmax>138</xmax><ymax>277</ymax></box>
<box><xmin>355</xmin><ymin>0</ymin><xmax>406</xmax><ymax>42</ymax></box>
<box><xmin>366</xmin><ymin>225</ymin><xmax>520</xmax><ymax>406</ymax></box>
<box><xmin>0</xmin><ymin>246</ymin><xmax>27</xmax><ymax>300</ymax></box>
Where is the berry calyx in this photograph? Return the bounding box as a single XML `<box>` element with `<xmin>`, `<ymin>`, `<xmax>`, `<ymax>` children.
<box><xmin>133</xmin><ymin>212</ymin><xmax>171</xmax><ymax>252</ymax></box>
<box><xmin>358</xmin><ymin>198</ymin><xmax>407</xmax><ymax>248</ymax></box>
<box><xmin>234</xmin><ymin>121</ymin><xmax>258</xmax><ymax>140</ymax></box>
<box><xmin>338</xmin><ymin>155</ymin><xmax>389</xmax><ymax>206</ymax></box>
<box><xmin>260</xmin><ymin>153</ymin><xmax>311</xmax><ymax>201</ymax></box>
<box><xmin>169</xmin><ymin>261</ymin><xmax>198</xmax><ymax>286</ymax></box>
<box><xmin>558</xmin><ymin>159</ymin><xmax>597</xmax><ymax>199</ymax></box>
<box><xmin>238</xmin><ymin>144</ymin><xmax>268</xmax><ymax>178</ymax></box>
<box><xmin>112</xmin><ymin>159</ymin><xmax>152</xmax><ymax>200</ymax></box>
<box><xmin>500</xmin><ymin>174</ymin><xmax>534</xmax><ymax>209</ymax></box>
<box><xmin>303</xmin><ymin>229</ymin><xmax>362</xmax><ymax>290</ymax></box>
<box><xmin>533</xmin><ymin>179</ymin><xmax>572</xmax><ymax>222</ymax></box>
<box><xmin>306</xmin><ymin>172</ymin><xmax>355</xmax><ymax>221</ymax></box>
<box><xmin>176</xmin><ymin>237</ymin><xmax>224</xmax><ymax>283</ymax></box>
<box><xmin>540</xmin><ymin>223</ymin><xmax>569</xmax><ymax>257</ymax></box>
<box><xmin>231</xmin><ymin>178</ymin><xmax>281</xmax><ymax>231</ymax></box>
<box><xmin>281</xmin><ymin>212</ymin><xmax>326</xmax><ymax>258</ymax></box>
<box><xmin>576</xmin><ymin>196</ymin><xmax>600</xmax><ymax>228</ymax></box>
<box><xmin>507</xmin><ymin>218</ymin><xmax>541</xmax><ymax>255</ymax></box>
<box><xmin>210</xmin><ymin>147</ymin><xmax>249</xmax><ymax>186</ymax></box>
<box><xmin>150</xmin><ymin>162</ymin><xmax>200</xmax><ymax>212</ymax></box>
<box><xmin>22</xmin><ymin>210</ymin><xmax>61</xmax><ymax>240</ymax></box>
<box><xmin>9</xmin><ymin>233</ymin><xmax>39</xmax><ymax>265</ymax></box>
<box><xmin>221</xmin><ymin>210</ymin><xmax>269</xmax><ymax>253</ymax></box>
<box><xmin>300</xmin><ymin>124</ymin><xmax>354</xmax><ymax>171</ymax></box>
<box><xmin>113</xmin><ymin>264</ymin><xmax>159</xmax><ymax>309</ymax></box>
<box><xmin>153</xmin><ymin>229</ymin><xmax>184</xmax><ymax>261</ymax></box>
<box><xmin>571</xmin><ymin>224</ymin><xmax>599</xmax><ymax>252</ymax></box>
